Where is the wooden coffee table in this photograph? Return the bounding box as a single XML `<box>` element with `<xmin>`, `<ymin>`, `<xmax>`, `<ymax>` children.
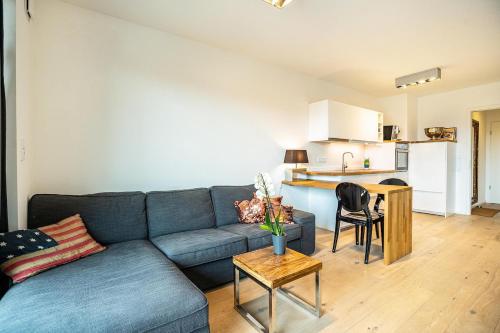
<box><xmin>233</xmin><ymin>247</ymin><xmax>322</xmax><ymax>333</ymax></box>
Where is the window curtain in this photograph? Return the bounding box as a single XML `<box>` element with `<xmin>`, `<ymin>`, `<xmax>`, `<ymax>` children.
<box><xmin>0</xmin><ymin>1</ymin><xmax>8</xmax><ymax>233</ymax></box>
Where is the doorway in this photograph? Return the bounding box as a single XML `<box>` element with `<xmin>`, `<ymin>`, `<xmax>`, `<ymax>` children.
<box><xmin>470</xmin><ymin>109</ymin><xmax>500</xmax><ymax>213</ymax></box>
<box><xmin>471</xmin><ymin>119</ymin><xmax>479</xmax><ymax>205</ymax></box>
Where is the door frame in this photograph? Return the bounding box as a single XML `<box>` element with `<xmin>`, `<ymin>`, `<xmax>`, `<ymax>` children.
<box><xmin>471</xmin><ymin>119</ymin><xmax>479</xmax><ymax>205</ymax></box>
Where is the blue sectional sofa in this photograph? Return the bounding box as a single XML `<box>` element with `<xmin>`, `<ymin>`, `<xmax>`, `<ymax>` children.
<box><xmin>0</xmin><ymin>185</ymin><xmax>315</xmax><ymax>333</ymax></box>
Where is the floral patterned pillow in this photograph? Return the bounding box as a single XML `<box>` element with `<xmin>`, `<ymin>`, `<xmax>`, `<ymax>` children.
<box><xmin>234</xmin><ymin>193</ymin><xmax>265</xmax><ymax>223</ymax></box>
<box><xmin>234</xmin><ymin>194</ymin><xmax>294</xmax><ymax>224</ymax></box>
<box><xmin>269</xmin><ymin>196</ymin><xmax>294</xmax><ymax>224</ymax></box>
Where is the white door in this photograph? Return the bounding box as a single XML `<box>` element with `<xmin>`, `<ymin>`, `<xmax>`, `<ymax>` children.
<box><xmin>490</xmin><ymin>122</ymin><xmax>500</xmax><ymax>203</ymax></box>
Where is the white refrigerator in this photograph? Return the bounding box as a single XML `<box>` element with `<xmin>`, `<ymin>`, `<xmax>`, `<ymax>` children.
<box><xmin>409</xmin><ymin>141</ymin><xmax>456</xmax><ymax>216</ymax></box>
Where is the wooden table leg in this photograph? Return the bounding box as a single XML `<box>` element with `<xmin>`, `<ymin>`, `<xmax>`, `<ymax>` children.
<box><xmin>383</xmin><ymin>188</ymin><xmax>413</xmax><ymax>265</ymax></box>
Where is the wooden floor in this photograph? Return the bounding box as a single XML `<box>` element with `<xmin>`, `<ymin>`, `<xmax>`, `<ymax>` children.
<box><xmin>483</xmin><ymin>203</ymin><xmax>500</xmax><ymax>218</ymax></box>
<box><xmin>206</xmin><ymin>213</ymin><xmax>500</xmax><ymax>333</ymax></box>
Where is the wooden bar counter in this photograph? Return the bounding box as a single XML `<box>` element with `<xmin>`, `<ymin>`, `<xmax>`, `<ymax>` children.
<box><xmin>283</xmin><ymin>180</ymin><xmax>413</xmax><ymax>265</ymax></box>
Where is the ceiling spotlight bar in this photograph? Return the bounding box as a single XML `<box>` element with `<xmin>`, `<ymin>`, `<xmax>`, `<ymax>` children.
<box><xmin>395</xmin><ymin>67</ymin><xmax>441</xmax><ymax>89</ymax></box>
<box><xmin>262</xmin><ymin>0</ymin><xmax>295</xmax><ymax>9</ymax></box>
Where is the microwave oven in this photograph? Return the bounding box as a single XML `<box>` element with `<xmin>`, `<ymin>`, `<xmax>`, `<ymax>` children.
<box><xmin>384</xmin><ymin>125</ymin><xmax>400</xmax><ymax>141</ymax></box>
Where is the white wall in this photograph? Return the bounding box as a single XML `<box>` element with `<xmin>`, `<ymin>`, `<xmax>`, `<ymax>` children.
<box><xmin>377</xmin><ymin>93</ymin><xmax>418</xmax><ymax>141</ymax></box>
<box><xmin>16</xmin><ymin>0</ymin><xmax>34</xmax><ymax>229</ymax></box>
<box><xmin>485</xmin><ymin>109</ymin><xmax>500</xmax><ymax>203</ymax></box>
<box><xmin>417</xmin><ymin>81</ymin><xmax>500</xmax><ymax>214</ymax></box>
<box><xmin>407</xmin><ymin>94</ymin><xmax>418</xmax><ymax>140</ymax></box>
<box><xmin>3</xmin><ymin>0</ymin><xmax>18</xmax><ymax>230</ymax></box>
<box><xmin>21</xmin><ymin>0</ymin><xmax>379</xmax><ymax>211</ymax></box>
<box><xmin>378</xmin><ymin>94</ymin><xmax>408</xmax><ymax>139</ymax></box>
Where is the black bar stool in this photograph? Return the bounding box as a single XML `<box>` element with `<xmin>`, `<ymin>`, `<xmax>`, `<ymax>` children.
<box><xmin>332</xmin><ymin>182</ymin><xmax>384</xmax><ymax>264</ymax></box>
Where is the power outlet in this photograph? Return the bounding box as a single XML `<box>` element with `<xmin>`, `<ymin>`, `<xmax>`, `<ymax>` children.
<box><xmin>316</xmin><ymin>157</ymin><xmax>327</xmax><ymax>163</ymax></box>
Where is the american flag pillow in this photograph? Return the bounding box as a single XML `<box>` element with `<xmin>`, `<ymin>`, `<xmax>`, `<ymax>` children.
<box><xmin>0</xmin><ymin>214</ymin><xmax>106</xmax><ymax>283</ymax></box>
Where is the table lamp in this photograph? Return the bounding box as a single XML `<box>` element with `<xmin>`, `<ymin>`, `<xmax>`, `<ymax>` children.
<box><xmin>284</xmin><ymin>150</ymin><xmax>308</xmax><ymax>181</ymax></box>
<box><xmin>284</xmin><ymin>150</ymin><xmax>309</xmax><ymax>169</ymax></box>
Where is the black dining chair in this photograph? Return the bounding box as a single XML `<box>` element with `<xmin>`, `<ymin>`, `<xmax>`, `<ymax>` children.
<box><xmin>332</xmin><ymin>182</ymin><xmax>384</xmax><ymax>264</ymax></box>
<box><xmin>359</xmin><ymin>178</ymin><xmax>408</xmax><ymax>246</ymax></box>
<box><xmin>373</xmin><ymin>178</ymin><xmax>408</xmax><ymax>214</ymax></box>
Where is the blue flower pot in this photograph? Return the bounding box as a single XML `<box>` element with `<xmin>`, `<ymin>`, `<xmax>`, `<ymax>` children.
<box><xmin>272</xmin><ymin>234</ymin><xmax>287</xmax><ymax>255</ymax></box>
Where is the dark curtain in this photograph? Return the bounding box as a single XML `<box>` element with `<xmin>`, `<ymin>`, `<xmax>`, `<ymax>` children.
<box><xmin>0</xmin><ymin>1</ymin><xmax>7</xmax><ymax>233</ymax></box>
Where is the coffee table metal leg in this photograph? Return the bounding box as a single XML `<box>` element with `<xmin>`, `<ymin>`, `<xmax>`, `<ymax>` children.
<box><xmin>269</xmin><ymin>289</ymin><xmax>276</xmax><ymax>333</ymax></box>
<box><xmin>233</xmin><ymin>267</ymin><xmax>321</xmax><ymax>332</ymax></box>
<box><xmin>277</xmin><ymin>271</ymin><xmax>322</xmax><ymax>318</ymax></box>
<box><xmin>234</xmin><ymin>266</ymin><xmax>267</xmax><ymax>332</ymax></box>
<box><xmin>234</xmin><ymin>266</ymin><xmax>240</xmax><ymax>307</ymax></box>
<box><xmin>315</xmin><ymin>271</ymin><xmax>321</xmax><ymax>317</ymax></box>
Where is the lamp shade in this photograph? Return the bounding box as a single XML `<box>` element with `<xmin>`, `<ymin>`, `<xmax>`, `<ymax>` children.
<box><xmin>284</xmin><ymin>150</ymin><xmax>309</xmax><ymax>164</ymax></box>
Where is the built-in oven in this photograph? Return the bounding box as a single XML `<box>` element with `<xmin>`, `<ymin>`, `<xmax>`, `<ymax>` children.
<box><xmin>395</xmin><ymin>143</ymin><xmax>409</xmax><ymax>171</ymax></box>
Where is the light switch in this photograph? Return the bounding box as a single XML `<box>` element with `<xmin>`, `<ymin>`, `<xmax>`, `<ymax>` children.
<box><xmin>20</xmin><ymin>139</ymin><xmax>26</xmax><ymax>162</ymax></box>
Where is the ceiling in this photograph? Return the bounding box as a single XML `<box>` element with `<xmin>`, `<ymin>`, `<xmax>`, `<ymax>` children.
<box><xmin>61</xmin><ymin>0</ymin><xmax>500</xmax><ymax>97</ymax></box>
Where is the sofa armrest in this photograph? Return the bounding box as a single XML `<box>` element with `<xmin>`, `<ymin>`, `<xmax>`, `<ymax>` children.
<box><xmin>292</xmin><ymin>209</ymin><xmax>315</xmax><ymax>255</ymax></box>
<box><xmin>0</xmin><ymin>272</ymin><xmax>10</xmax><ymax>299</ymax></box>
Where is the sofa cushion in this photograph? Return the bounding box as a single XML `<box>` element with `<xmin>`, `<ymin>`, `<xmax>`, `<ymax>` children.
<box><xmin>151</xmin><ymin>228</ymin><xmax>247</xmax><ymax>268</ymax></box>
<box><xmin>292</xmin><ymin>209</ymin><xmax>316</xmax><ymax>255</ymax></box>
<box><xmin>28</xmin><ymin>192</ymin><xmax>147</xmax><ymax>245</ymax></box>
<box><xmin>219</xmin><ymin>223</ymin><xmax>302</xmax><ymax>251</ymax></box>
<box><xmin>0</xmin><ymin>215</ymin><xmax>106</xmax><ymax>284</ymax></box>
<box><xmin>210</xmin><ymin>185</ymin><xmax>255</xmax><ymax>226</ymax></box>
<box><xmin>147</xmin><ymin>188</ymin><xmax>216</xmax><ymax>237</ymax></box>
<box><xmin>0</xmin><ymin>240</ymin><xmax>208</xmax><ymax>333</ymax></box>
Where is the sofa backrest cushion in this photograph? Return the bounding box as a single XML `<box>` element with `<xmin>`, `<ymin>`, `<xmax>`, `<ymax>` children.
<box><xmin>28</xmin><ymin>192</ymin><xmax>147</xmax><ymax>245</ymax></box>
<box><xmin>209</xmin><ymin>185</ymin><xmax>255</xmax><ymax>226</ymax></box>
<box><xmin>147</xmin><ymin>188</ymin><xmax>216</xmax><ymax>238</ymax></box>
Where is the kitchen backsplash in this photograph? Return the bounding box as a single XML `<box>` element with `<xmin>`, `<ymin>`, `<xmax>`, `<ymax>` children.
<box><xmin>305</xmin><ymin>141</ymin><xmax>367</xmax><ymax>170</ymax></box>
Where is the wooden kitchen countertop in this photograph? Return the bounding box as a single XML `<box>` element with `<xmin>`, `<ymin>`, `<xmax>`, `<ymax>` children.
<box><xmin>384</xmin><ymin>139</ymin><xmax>457</xmax><ymax>144</ymax></box>
<box><xmin>294</xmin><ymin>169</ymin><xmax>398</xmax><ymax>176</ymax></box>
<box><xmin>282</xmin><ymin>179</ymin><xmax>411</xmax><ymax>195</ymax></box>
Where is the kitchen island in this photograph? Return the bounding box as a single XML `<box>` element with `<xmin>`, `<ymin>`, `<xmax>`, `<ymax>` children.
<box><xmin>282</xmin><ymin>177</ymin><xmax>412</xmax><ymax>265</ymax></box>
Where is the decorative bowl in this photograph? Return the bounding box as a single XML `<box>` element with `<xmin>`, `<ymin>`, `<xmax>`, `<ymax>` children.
<box><xmin>424</xmin><ymin>127</ymin><xmax>444</xmax><ymax>140</ymax></box>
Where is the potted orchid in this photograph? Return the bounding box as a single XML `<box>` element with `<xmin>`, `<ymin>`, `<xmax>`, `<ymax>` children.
<box><xmin>255</xmin><ymin>172</ymin><xmax>286</xmax><ymax>255</ymax></box>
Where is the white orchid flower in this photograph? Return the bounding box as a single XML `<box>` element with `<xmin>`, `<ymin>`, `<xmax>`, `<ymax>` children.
<box><xmin>254</xmin><ymin>172</ymin><xmax>275</xmax><ymax>198</ymax></box>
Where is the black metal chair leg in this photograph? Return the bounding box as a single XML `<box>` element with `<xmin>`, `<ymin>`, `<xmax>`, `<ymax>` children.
<box><xmin>360</xmin><ymin>226</ymin><xmax>365</xmax><ymax>246</ymax></box>
<box><xmin>364</xmin><ymin>222</ymin><xmax>373</xmax><ymax>264</ymax></box>
<box><xmin>380</xmin><ymin>221</ymin><xmax>384</xmax><ymax>254</ymax></box>
<box><xmin>375</xmin><ymin>223</ymin><xmax>380</xmax><ymax>239</ymax></box>
<box><xmin>332</xmin><ymin>217</ymin><xmax>341</xmax><ymax>252</ymax></box>
<box><xmin>355</xmin><ymin>225</ymin><xmax>359</xmax><ymax>245</ymax></box>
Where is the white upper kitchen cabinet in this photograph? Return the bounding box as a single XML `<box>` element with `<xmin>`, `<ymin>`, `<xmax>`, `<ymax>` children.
<box><xmin>309</xmin><ymin>100</ymin><xmax>383</xmax><ymax>143</ymax></box>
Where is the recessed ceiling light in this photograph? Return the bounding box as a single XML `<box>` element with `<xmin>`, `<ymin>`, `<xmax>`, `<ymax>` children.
<box><xmin>395</xmin><ymin>68</ymin><xmax>441</xmax><ymax>89</ymax></box>
<box><xmin>262</xmin><ymin>0</ymin><xmax>295</xmax><ymax>9</ymax></box>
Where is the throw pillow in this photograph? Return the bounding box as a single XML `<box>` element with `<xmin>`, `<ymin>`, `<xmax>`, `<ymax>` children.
<box><xmin>0</xmin><ymin>214</ymin><xmax>106</xmax><ymax>283</ymax></box>
<box><xmin>234</xmin><ymin>193</ymin><xmax>294</xmax><ymax>224</ymax></box>
<box><xmin>234</xmin><ymin>193</ymin><xmax>265</xmax><ymax>223</ymax></box>
<box><xmin>269</xmin><ymin>196</ymin><xmax>294</xmax><ymax>224</ymax></box>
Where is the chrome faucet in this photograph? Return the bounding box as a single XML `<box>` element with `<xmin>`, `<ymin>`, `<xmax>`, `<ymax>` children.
<box><xmin>342</xmin><ymin>152</ymin><xmax>354</xmax><ymax>173</ymax></box>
